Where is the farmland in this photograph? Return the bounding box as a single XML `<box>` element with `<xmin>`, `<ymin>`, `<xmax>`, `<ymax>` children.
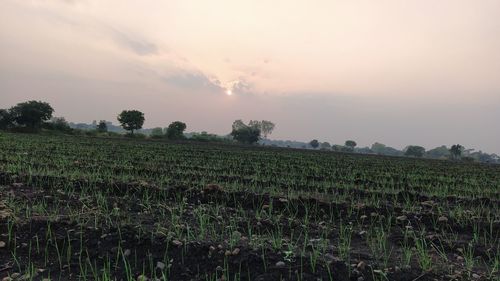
<box><xmin>0</xmin><ymin>133</ymin><xmax>498</xmax><ymax>281</ymax></box>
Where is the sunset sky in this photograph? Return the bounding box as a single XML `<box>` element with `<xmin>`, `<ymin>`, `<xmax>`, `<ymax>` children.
<box><xmin>1</xmin><ymin>0</ymin><xmax>499</xmax><ymax>153</ymax></box>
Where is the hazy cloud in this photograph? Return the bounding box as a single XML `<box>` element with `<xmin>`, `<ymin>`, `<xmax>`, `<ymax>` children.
<box><xmin>109</xmin><ymin>28</ymin><xmax>159</xmax><ymax>56</ymax></box>
<box><xmin>231</xmin><ymin>79</ymin><xmax>253</xmax><ymax>95</ymax></box>
<box><xmin>163</xmin><ymin>72</ymin><xmax>224</xmax><ymax>93</ymax></box>
<box><xmin>1</xmin><ymin>0</ymin><xmax>499</xmax><ymax>153</ymax></box>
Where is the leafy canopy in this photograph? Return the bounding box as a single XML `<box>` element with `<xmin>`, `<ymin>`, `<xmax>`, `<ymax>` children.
<box><xmin>309</xmin><ymin>139</ymin><xmax>319</xmax><ymax>149</ymax></box>
<box><xmin>117</xmin><ymin>110</ymin><xmax>145</xmax><ymax>134</ymax></box>
<box><xmin>345</xmin><ymin>140</ymin><xmax>357</xmax><ymax>148</ymax></box>
<box><xmin>404</xmin><ymin>145</ymin><xmax>426</xmax><ymax>157</ymax></box>
<box><xmin>0</xmin><ymin>109</ymin><xmax>13</xmax><ymax>130</ymax></box>
<box><xmin>166</xmin><ymin>121</ymin><xmax>187</xmax><ymax>140</ymax></box>
<box><xmin>9</xmin><ymin>100</ymin><xmax>54</xmax><ymax>130</ymax></box>
<box><xmin>230</xmin><ymin>120</ymin><xmax>261</xmax><ymax>144</ymax></box>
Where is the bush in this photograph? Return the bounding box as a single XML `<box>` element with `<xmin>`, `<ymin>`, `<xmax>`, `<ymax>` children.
<box><xmin>125</xmin><ymin>132</ymin><xmax>146</xmax><ymax>139</ymax></box>
<box><xmin>44</xmin><ymin>117</ymin><xmax>73</xmax><ymax>133</ymax></box>
<box><xmin>166</xmin><ymin>122</ymin><xmax>187</xmax><ymax>140</ymax></box>
<box><xmin>190</xmin><ymin>132</ymin><xmax>227</xmax><ymax>142</ymax></box>
<box><xmin>462</xmin><ymin>156</ymin><xmax>475</xmax><ymax>163</ymax></box>
<box><xmin>404</xmin><ymin>145</ymin><xmax>425</xmax><ymax>157</ymax></box>
<box><xmin>150</xmin><ymin>127</ymin><xmax>164</xmax><ymax>139</ymax></box>
<box><xmin>0</xmin><ymin>109</ymin><xmax>13</xmax><ymax>130</ymax></box>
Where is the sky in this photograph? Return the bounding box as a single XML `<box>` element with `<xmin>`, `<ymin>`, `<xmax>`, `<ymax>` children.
<box><xmin>1</xmin><ymin>0</ymin><xmax>499</xmax><ymax>153</ymax></box>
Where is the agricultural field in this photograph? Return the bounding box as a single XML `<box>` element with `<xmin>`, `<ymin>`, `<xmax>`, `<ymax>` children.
<box><xmin>0</xmin><ymin>133</ymin><xmax>498</xmax><ymax>281</ymax></box>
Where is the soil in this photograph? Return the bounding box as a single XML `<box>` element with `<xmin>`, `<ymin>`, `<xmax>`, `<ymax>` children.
<box><xmin>1</xmin><ymin>181</ymin><xmax>497</xmax><ymax>281</ymax></box>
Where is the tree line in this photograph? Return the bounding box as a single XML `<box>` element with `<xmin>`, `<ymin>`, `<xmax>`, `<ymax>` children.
<box><xmin>1</xmin><ymin>100</ymin><xmax>498</xmax><ymax>163</ymax></box>
<box><xmin>0</xmin><ymin>100</ymin><xmax>275</xmax><ymax>144</ymax></box>
<box><xmin>306</xmin><ymin>139</ymin><xmax>498</xmax><ymax>163</ymax></box>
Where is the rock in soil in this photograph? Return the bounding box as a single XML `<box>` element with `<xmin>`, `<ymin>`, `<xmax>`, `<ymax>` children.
<box><xmin>172</xmin><ymin>239</ymin><xmax>183</xmax><ymax>247</ymax></box>
<box><xmin>357</xmin><ymin>261</ymin><xmax>366</xmax><ymax>271</ymax></box>
<box><xmin>396</xmin><ymin>215</ymin><xmax>407</xmax><ymax>222</ymax></box>
<box><xmin>275</xmin><ymin>261</ymin><xmax>286</xmax><ymax>268</ymax></box>
<box><xmin>156</xmin><ymin>261</ymin><xmax>165</xmax><ymax>270</ymax></box>
<box><xmin>438</xmin><ymin>216</ymin><xmax>448</xmax><ymax>223</ymax></box>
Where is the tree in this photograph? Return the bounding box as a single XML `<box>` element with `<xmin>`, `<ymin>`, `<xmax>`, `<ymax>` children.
<box><xmin>46</xmin><ymin>117</ymin><xmax>72</xmax><ymax>132</ymax></box>
<box><xmin>97</xmin><ymin>120</ymin><xmax>108</xmax><ymax>133</ymax></box>
<box><xmin>260</xmin><ymin>120</ymin><xmax>275</xmax><ymax>139</ymax></box>
<box><xmin>230</xmin><ymin>120</ymin><xmax>261</xmax><ymax>144</ymax></box>
<box><xmin>232</xmin><ymin>120</ymin><xmax>246</xmax><ymax>131</ymax></box>
<box><xmin>371</xmin><ymin>142</ymin><xmax>387</xmax><ymax>154</ymax></box>
<box><xmin>320</xmin><ymin>142</ymin><xmax>331</xmax><ymax>150</ymax></box>
<box><xmin>309</xmin><ymin>139</ymin><xmax>319</xmax><ymax>149</ymax></box>
<box><xmin>247</xmin><ymin>120</ymin><xmax>275</xmax><ymax>138</ymax></box>
<box><xmin>344</xmin><ymin>140</ymin><xmax>357</xmax><ymax>152</ymax></box>
<box><xmin>345</xmin><ymin>140</ymin><xmax>357</xmax><ymax>149</ymax></box>
<box><xmin>150</xmin><ymin>127</ymin><xmax>164</xmax><ymax>138</ymax></box>
<box><xmin>404</xmin><ymin>145</ymin><xmax>425</xmax><ymax>157</ymax></box>
<box><xmin>426</xmin><ymin>145</ymin><xmax>450</xmax><ymax>159</ymax></box>
<box><xmin>371</xmin><ymin>142</ymin><xmax>403</xmax><ymax>156</ymax></box>
<box><xmin>0</xmin><ymin>109</ymin><xmax>13</xmax><ymax>130</ymax></box>
<box><xmin>470</xmin><ymin>151</ymin><xmax>494</xmax><ymax>163</ymax></box>
<box><xmin>490</xmin><ymin>154</ymin><xmax>500</xmax><ymax>164</ymax></box>
<box><xmin>9</xmin><ymin>101</ymin><xmax>54</xmax><ymax>131</ymax></box>
<box><xmin>166</xmin><ymin>121</ymin><xmax>187</xmax><ymax>140</ymax></box>
<box><xmin>190</xmin><ymin>131</ymin><xmax>225</xmax><ymax>142</ymax></box>
<box><xmin>450</xmin><ymin>144</ymin><xmax>464</xmax><ymax>159</ymax></box>
<box><xmin>248</xmin><ymin>120</ymin><xmax>261</xmax><ymax>130</ymax></box>
<box><xmin>117</xmin><ymin>110</ymin><xmax>144</xmax><ymax>135</ymax></box>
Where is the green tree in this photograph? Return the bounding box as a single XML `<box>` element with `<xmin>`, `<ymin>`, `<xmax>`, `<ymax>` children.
<box><xmin>371</xmin><ymin>142</ymin><xmax>387</xmax><ymax>154</ymax></box>
<box><xmin>0</xmin><ymin>109</ymin><xmax>13</xmax><ymax>130</ymax></box>
<box><xmin>320</xmin><ymin>142</ymin><xmax>331</xmax><ymax>150</ymax></box>
<box><xmin>248</xmin><ymin>120</ymin><xmax>261</xmax><ymax>129</ymax></box>
<box><xmin>260</xmin><ymin>120</ymin><xmax>275</xmax><ymax>138</ymax></box>
<box><xmin>371</xmin><ymin>142</ymin><xmax>402</xmax><ymax>156</ymax></box>
<box><xmin>117</xmin><ymin>110</ymin><xmax>144</xmax><ymax>135</ymax></box>
<box><xmin>345</xmin><ymin>140</ymin><xmax>357</xmax><ymax>149</ymax></box>
<box><xmin>450</xmin><ymin>144</ymin><xmax>464</xmax><ymax>159</ymax></box>
<box><xmin>46</xmin><ymin>117</ymin><xmax>72</xmax><ymax>132</ymax></box>
<box><xmin>426</xmin><ymin>145</ymin><xmax>450</xmax><ymax>159</ymax></box>
<box><xmin>166</xmin><ymin>121</ymin><xmax>187</xmax><ymax>140</ymax></box>
<box><xmin>190</xmin><ymin>131</ymin><xmax>225</xmax><ymax>142</ymax></box>
<box><xmin>150</xmin><ymin>127</ymin><xmax>164</xmax><ymax>138</ymax></box>
<box><xmin>404</xmin><ymin>145</ymin><xmax>425</xmax><ymax>157</ymax></box>
<box><xmin>230</xmin><ymin>120</ymin><xmax>261</xmax><ymax>144</ymax></box>
<box><xmin>97</xmin><ymin>120</ymin><xmax>108</xmax><ymax>133</ymax></box>
<box><xmin>232</xmin><ymin>119</ymin><xmax>246</xmax><ymax>131</ymax></box>
<box><xmin>246</xmin><ymin>120</ymin><xmax>275</xmax><ymax>138</ymax></box>
<box><xmin>470</xmin><ymin>151</ymin><xmax>495</xmax><ymax>163</ymax></box>
<box><xmin>9</xmin><ymin>100</ymin><xmax>54</xmax><ymax>131</ymax></box>
<box><xmin>309</xmin><ymin>139</ymin><xmax>319</xmax><ymax>149</ymax></box>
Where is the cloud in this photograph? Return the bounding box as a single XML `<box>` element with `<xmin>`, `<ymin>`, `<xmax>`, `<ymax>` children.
<box><xmin>163</xmin><ymin>72</ymin><xmax>224</xmax><ymax>93</ymax></box>
<box><xmin>60</xmin><ymin>0</ymin><xmax>80</xmax><ymax>4</ymax></box>
<box><xmin>109</xmin><ymin>28</ymin><xmax>159</xmax><ymax>56</ymax></box>
<box><xmin>231</xmin><ymin>79</ymin><xmax>253</xmax><ymax>95</ymax></box>
<box><xmin>13</xmin><ymin>2</ymin><xmax>161</xmax><ymax>57</ymax></box>
<box><xmin>2</xmin><ymin>0</ymin><xmax>499</xmax><ymax>154</ymax></box>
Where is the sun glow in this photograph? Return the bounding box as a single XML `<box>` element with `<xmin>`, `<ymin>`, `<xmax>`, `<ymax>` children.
<box><xmin>226</xmin><ymin>89</ymin><xmax>232</xmax><ymax>96</ymax></box>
